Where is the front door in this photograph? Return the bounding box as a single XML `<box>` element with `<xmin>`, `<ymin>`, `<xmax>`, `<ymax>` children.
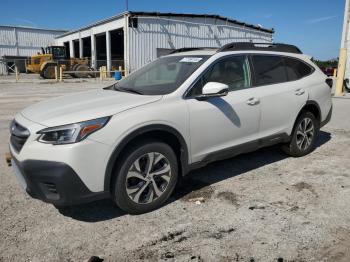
<box><xmin>185</xmin><ymin>55</ymin><xmax>261</xmax><ymax>163</ymax></box>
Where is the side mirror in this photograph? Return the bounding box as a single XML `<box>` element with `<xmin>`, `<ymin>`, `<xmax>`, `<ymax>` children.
<box><xmin>196</xmin><ymin>82</ymin><xmax>229</xmax><ymax>100</ymax></box>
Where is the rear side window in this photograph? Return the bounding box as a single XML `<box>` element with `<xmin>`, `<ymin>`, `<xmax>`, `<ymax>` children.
<box><xmin>251</xmin><ymin>55</ymin><xmax>287</xmax><ymax>86</ymax></box>
<box><xmin>284</xmin><ymin>57</ymin><xmax>314</xmax><ymax>81</ymax></box>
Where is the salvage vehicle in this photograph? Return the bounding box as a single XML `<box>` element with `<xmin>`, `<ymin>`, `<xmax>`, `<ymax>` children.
<box><xmin>9</xmin><ymin>42</ymin><xmax>332</xmax><ymax>214</ymax></box>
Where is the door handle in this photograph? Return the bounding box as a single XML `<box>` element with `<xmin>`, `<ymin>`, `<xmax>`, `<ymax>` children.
<box><xmin>295</xmin><ymin>89</ymin><xmax>305</xmax><ymax>96</ymax></box>
<box><xmin>246</xmin><ymin>97</ymin><xmax>260</xmax><ymax>106</ymax></box>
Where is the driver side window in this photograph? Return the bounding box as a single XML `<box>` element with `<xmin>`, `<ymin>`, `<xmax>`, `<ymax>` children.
<box><xmin>189</xmin><ymin>55</ymin><xmax>251</xmax><ymax>96</ymax></box>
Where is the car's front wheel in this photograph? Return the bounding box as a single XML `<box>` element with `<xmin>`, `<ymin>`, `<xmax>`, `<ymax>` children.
<box><xmin>282</xmin><ymin>111</ymin><xmax>319</xmax><ymax>157</ymax></box>
<box><xmin>113</xmin><ymin>141</ymin><xmax>178</xmax><ymax>214</ymax></box>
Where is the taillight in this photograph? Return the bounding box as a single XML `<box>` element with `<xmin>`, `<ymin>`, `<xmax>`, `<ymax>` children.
<box><xmin>325</xmin><ymin>78</ymin><xmax>333</xmax><ymax>88</ymax></box>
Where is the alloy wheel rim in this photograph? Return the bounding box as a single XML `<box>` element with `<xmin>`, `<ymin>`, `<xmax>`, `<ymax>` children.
<box><xmin>125</xmin><ymin>152</ymin><xmax>171</xmax><ymax>204</ymax></box>
<box><xmin>296</xmin><ymin>117</ymin><xmax>314</xmax><ymax>151</ymax></box>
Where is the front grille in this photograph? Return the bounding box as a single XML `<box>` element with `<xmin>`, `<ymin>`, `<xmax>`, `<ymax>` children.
<box><xmin>10</xmin><ymin>121</ymin><xmax>30</xmax><ymax>153</ymax></box>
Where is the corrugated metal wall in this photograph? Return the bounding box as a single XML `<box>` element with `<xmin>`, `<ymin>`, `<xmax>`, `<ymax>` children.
<box><xmin>128</xmin><ymin>16</ymin><xmax>273</xmax><ymax>71</ymax></box>
<box><xmin>0</xmin><ymin>26</ymin><xmax>66</xmax><ymax>74</ymax></box>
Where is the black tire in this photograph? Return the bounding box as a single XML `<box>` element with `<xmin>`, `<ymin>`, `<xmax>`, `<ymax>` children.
<box><xmin>74</xmin><ymin>64</ymin><xmax>90</xmax><ymax>78</ymax></box>
<box><xmin>113</xmin><ymin>141</ymin><xmax>178</xmax><ymax>214</ymax></box>
<box><xmin>282</xmin><ymin>111</ymin><xmax>319</xmax><ymax>157</ymax></box>
<box><xmin>42</xmin><ymin>64</ymin><xmax>56</xmax><ymax>79</ymax></box>
<box><xmin>69</xmin><ymin>64</ymin><xmax>80</xmax><ymax>78</ymax></box>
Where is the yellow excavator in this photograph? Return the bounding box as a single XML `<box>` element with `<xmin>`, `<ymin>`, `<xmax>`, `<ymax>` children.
<box><xmin>26</xmin><ymin>46</ymin><xmax>92</xmax><ymax>79</ymax></box>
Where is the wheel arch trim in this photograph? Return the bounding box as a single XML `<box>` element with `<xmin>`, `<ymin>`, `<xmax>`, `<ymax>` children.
<box><xmin>103</xmin><ymin>124</ymin><xmax>190</xmax><ymax>192</ymax></box>
<box><xmin>290</xmin><ymin>100</ymin><xmax>321</xmax><ymax>135</ymax></box>
<box><xmin>302</xmin><ymin>100</ymin><xmax>322</xmax><ymax>121</ymax></box>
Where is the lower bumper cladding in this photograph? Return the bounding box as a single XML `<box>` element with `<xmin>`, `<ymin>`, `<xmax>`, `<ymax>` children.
<box><xmin>11</xmin><ymin>157</ymin><xmax>108</xmax><ymax>206</ymax></box>
<box><xmin>320</xmin><ymin>106</ymin><xmax>332</xmax><ymax>128</ymax></box>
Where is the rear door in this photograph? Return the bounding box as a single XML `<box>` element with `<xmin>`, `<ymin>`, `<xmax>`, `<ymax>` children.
<box><xmin>249</xmin><ymin>54</ymin><xmax>309</xmax><ymax>138</ymax></box>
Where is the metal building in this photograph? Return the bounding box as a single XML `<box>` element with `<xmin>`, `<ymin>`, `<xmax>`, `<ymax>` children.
<box><xmin>56</xmin><ymin>11</ymin><xmax>274</xmax><ymax>73</ymax></box>
<box><xmin>0</xmin><ymin>25</ymin><xmax>67</xmax><ymax>75</ymax></box>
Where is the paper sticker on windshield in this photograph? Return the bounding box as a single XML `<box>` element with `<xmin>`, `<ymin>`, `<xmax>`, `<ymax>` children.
<box><xmin>179</xmin><ymin>57</ymin><xmax>203</xmax><ymax>63</ymax></box>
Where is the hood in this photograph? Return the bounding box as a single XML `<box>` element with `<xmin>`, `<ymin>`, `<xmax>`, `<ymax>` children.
<box><xmin>21</xmin><ymin>89</ymin><xmax>162</xmax><ymax>127</ymax></box>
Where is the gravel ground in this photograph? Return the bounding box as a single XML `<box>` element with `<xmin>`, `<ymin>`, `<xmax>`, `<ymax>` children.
<box><xmin>0</xmin><ymin>82</ymin><xmax>350</xmax><ymax>262</ymax></box>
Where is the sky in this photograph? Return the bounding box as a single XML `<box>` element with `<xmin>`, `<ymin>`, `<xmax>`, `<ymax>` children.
<box><xmin>0</xmin><ymin>0</ymin><xmax>345</xmax><ymax>60</ymax></box>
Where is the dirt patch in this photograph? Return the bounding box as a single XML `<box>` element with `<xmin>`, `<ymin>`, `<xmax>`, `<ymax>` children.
<box><xmin>314</xmin><ymin>170</ymin><xmax>327</xmax><ymax>176</ymax></box>
<box><xmin>159</xmin><ymin>230</ymin><xmax>185</xmax><ymax>242</ymax></box>
<box><xmin>189</xmin><ymin>255</ymin><xmax>203</xmax><ymax>261</ymax></box>
<box><xmin>209</xmin><ymin>227</ymin><xmax>236</xmax><ymax>240</ymax></box>
<box><xmin>216</xmin><ymin>192</ymin><xmax>239</xmax><ymax>207</ymax></box>
<box><xmin>161</xmin><ymin>251</ymin><xmax>175</xmax><ymax>259</ymax></box>
<box><xmin>177</xmin><ymin>177</ymin><xmax>215</xmax><ymax>202</ymax></box>
<box><xmin>289</xmin><ymin>206</ymin><xmax>299</xmax><ymax>212</ymax></box>
<box><xmin>149</xmin><ymin>230</ymin><xmax>186</xmax><ymax>246</ymax></box>
<box><xmin>136</xmin><ymin>248</ymin><xmax>158</xmax><ymax>260</ymax></box>
<box><xmin>292</xmin><ymin>182</ymin><xmax>318</xmax><ymax>197</ymax></box>
<box><xmin>269</xmin><ymin>201</ymin><xmax>301</xmax><ymax>212</ymax></box>
<box><xmin>135</xmin><ymin>230</ymin><xmax>189</xmax><ymax>260</ymax></box>
<box><xmin>87</xmin><ymin>256</ymin><xmax>104</xmax><ymax>262</ymax></box>
<box><xmin>182</xmin><ymin>185</ymin><xmax>215</xmax><ymax>201</ymax></box>
<box><xmin>249</xmin><ymin>205</ymin><xmax>266</xmax><ymax>210</ymax></box>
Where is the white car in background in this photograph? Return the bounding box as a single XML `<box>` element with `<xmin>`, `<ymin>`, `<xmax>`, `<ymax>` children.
<box><xmin>9</xmin><ymin>42</ymin><xmax>332</xmax><ymax>214</ymax></box>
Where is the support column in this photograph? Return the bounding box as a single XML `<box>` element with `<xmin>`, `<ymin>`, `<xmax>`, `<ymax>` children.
<box><xmin>91</xmin><ymin>34</ymin><xmax>96</xmax><ymax>69</ymax></box>
<box><xmin>124</xmin><ymin>14</ymin><xmax>129</xmax><ymax>75</ymax></box>
<box><xmin>79</xmin><ymin>38</ymin><xmax>83</xmax><ymax>58</ymax></box>
<box><xmin>14</xmin><ymin>27</ymin><xmax>19</xmax><ymax>56</ymax></box>
<box><xmin>336</xmin><ymin>0</ymin><xmax>350</xmax><ymax>96</ymax></box>
<box><xmin>69</xmin><ymin>40</ymin><xmax>74</xmax><ymax>58</ymax></box>
<box><xmin>106</xmin><ymin>31</ymin><xmax>112</xmax><ymax>74</ymax></box>
<box><xmin>335</xmin><ymin>48</ymin><xmax>347</xmax><ymax>96</ymax></box>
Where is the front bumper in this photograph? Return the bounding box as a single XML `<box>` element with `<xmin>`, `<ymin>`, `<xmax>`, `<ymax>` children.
<box><xmin>9</xmin><ymin>113</ymin><xmax>112</xmax><ymax>200</ymax></box>
<box><xmin>11</xmin><ymin>156</ymin><xmax>108</xmax><ymax>206</ymax></box>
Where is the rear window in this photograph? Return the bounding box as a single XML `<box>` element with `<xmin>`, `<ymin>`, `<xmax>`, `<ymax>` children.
<box><xmin>284</xmin><ymin>57</ymin><xmax>314</xmax><ymax>81</ymax></box>
<box><xmin>251</xmin><ymin>55</ymin><xmax>287</xmax><ymax>86</ymax></box>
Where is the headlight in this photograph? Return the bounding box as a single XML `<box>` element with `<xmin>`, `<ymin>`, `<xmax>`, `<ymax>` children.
<box><xmin>37</xmin><ymin>116</ymin><xmax>110</xmax><ymax>145</ymax></box>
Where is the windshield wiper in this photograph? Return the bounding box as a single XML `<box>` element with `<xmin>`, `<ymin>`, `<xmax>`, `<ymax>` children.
<box><xmin>114</xmin><ymin>86</ymin><xmax>143</xmax><ymax>95</ymax></box>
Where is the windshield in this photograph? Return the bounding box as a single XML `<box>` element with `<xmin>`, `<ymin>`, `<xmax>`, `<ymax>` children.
<box><xmin>113</xmin><ymin>55</ymin><xmax>209</xmax><ymax>95</ymax></box>
<box><xmin>53</xmin><ymin>47</ymin><xmax>66</xmax><ymax>58</ymax></box>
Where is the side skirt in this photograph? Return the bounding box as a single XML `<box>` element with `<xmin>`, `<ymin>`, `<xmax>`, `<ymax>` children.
<box><xmin>186</xmin><ymin>133</ymin><xmax>290</xmax><ymax>173</ymax></box>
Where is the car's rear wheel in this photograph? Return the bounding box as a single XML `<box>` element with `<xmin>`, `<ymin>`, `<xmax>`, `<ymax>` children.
<box><xmin>113</xmin><ymin>141</ymin><xmax>178</xmax><ymax>214</ymax></box>
<box><xmin>282</xmin><ymin>111</ymin><xmax>319</xmax><ymax>157</ymax></box>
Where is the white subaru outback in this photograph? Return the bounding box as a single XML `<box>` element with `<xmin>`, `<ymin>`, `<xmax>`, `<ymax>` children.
<box><xmin>9</xmin><ymin>43</ymin><xmax>332</xmax><ymax>214</ymax></box>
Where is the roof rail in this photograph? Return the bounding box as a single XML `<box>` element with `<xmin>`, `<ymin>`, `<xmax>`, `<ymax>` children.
<box><xmin>170</xmin><ymin>47</ymin><xmax>217</xmax><ymax>54</ymax></box>
<box><xmin>217</xmin><ymin>42</ymin><xmax>302</xmax><ymax>54</ymax></box>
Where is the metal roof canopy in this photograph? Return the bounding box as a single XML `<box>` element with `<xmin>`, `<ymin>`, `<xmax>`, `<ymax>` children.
<box><xmin>0</xmin><ymin>24</ymin><xmax>67</xmax><ymax>33</ymax></box>
<box><xmin>57</xmin><ymin>11</ymin><xmax>274</xmax><ymax>38</ymax></box>
<box><xmin>129</xmin><ymin>12</ymin><xmax>274</xmax><ymax>33</ymax></box>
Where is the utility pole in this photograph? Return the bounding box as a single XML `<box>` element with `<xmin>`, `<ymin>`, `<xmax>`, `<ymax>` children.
<box><xmin>336</xmin><ymin>0</ymin><xmax>350</xmax><ymax>96</ymax></box>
